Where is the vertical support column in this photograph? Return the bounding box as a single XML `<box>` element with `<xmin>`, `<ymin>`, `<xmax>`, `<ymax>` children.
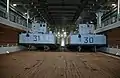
<box><xmin>117</xmin><ymin>45</ymin><xmax>119</xmax><ymax>49</ymax></box>
<box><xmin>34</xmin><ymin>17</ymin><xmax>36</xmax><ymax>23</ymax></box>
<box><xmin>117</xmin><ymin>0</ymin><xmax>120</xmax><ymax>21</ymax></box>
<box><xmin>27</xmin><ymin>10</ymin><xmax>30</xmax><ymax>32</ymax></box>
<box><xmin>96</xmin><ymin>12</ymin><xmax>103</xmax><ymax>28</ymax></box>
<box><xmin>27</xmin><ymin>10</ymin><xmax>30</xmax><ymax>28</ymax></box>
<box><xmin>7</xmin><ymin>0</ymin><xmax>10</xmax><ymax>20</ymax></box>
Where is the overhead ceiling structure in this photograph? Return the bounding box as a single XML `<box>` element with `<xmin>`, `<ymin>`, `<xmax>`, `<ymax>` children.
<box><xmin>9</xmin><ymin>0</ymin><xmax>117</xmax><ymax>25</ymax></box>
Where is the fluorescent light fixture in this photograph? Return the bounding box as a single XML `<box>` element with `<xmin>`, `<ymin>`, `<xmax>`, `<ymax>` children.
<box><xmin>112</xmin><ymin>4</ymin><xmax>117</xmax><ymax>7</ymax></box>
<box><xmin>34</xmin><ymin>6</ymin><xmax>36</xmax><ymax>8</ymax></box>
<box><xmin>24</xmin><ymin>13</ymin><xmax>27</xmax><ymax>15</ymax></box>
<box><xmin>61</xmin><ymin>34</ymin><xmax>63</xmax><ymax>37</ymax></box>
<box><xmin>13</xmin><ymin>4</ymin><xmax>17</xmax><ymax>6</ymax></box>
<box><xmin>62</xmin><ymin>29</ymin><xmax>64</xmax><ymax>32</ymax></box>
<box><xmin>61</xmin><ymin>38</ymin><xmax>65</xmax><ymax>46</ymax></box>
<box><xmin>64</xmin><ymin>32</ymin><xmax>66</xmax><ymax>35</ymax></box>
<box><xmin>90</xmin><ymin>21</ymin><xmax>93</xmax><ymax>23</ymax></box>
<box><xmin>64</xmin><ymin>32</ymin><xmax>67</xmax><ymax>37</ymax></box>
<box><xmin>58</xmin><ymin>32</ymin><xmax>60</xmax><ymax>35</ymax></box>
<box><xmin>31</xmin><ymin>2</ymin><xmax>33</xmax><ymax>5</ymax></box>
<box><xmin>112</xmin><ymin>4</ymin><xmax>116</xmax><ymax>6</ymax></box>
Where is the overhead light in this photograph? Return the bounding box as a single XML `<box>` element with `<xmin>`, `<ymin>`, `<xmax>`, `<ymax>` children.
<box><xmin>64</xmin><ymin>32</ymin><xmax>66</xmax><ymax>35</ymax></box>
<box><xmin>64</xmin><ymin>32</ymin><xmax>67</xmax><ymax>37</ymax></box>
<box><xmin>112</xmin><ymin>4</ymin><xmax>117</xmax><ymax>7</ymax></box>
<box><xmin>90</xmin><ymin>21</ymin><xmax>93</xmax><ymax>23</ymax></box>
<box><xmin>31</xmin><ymin>2</ymin><xmax>33</xmax><ymax>5</ymax></box>
<box><xmin>57</xmin><ymin>33</ymin><xmax>60</xmax><ymax>37</ymax></box>
<box><xmin>62</xmin><ymin>29</ymin><xmax>64</xmax><ymax>32</ymax></box>
<box><xmin>13</xmin><ymin>4</ymin><xmax>17</xmax><ymax>6</ymax></box>
<box><xmin>112</xmin><ymin>4</ymin><xmax>116</xmax><ymax>6</ymax></box>
<box><xmin>58</xmin><ymin>32</ymin><xmax>60</xmax><ymax>35</ymax></box>
<box><xmin>34</xmin><ymin>6</ymin><xmax>36</xmax><ymax>8</ymax></box>
<box><xmin>24</xmin><ymin>13</ymin><xmax>27</xmax><ymax>15</ymax></box>
<box><xmin>90</xmin><ymin>7</ymin><xmax>92</xmax><ymax>9</ymax></box>
<box><xmin>61</xmin><ymin>34</ymin><xmax>63</xmax><ymax>37</ymax></box>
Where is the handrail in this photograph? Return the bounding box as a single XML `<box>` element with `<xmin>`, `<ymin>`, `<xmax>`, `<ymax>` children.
<box><xmin>0</xmin><ymin>0</ymin><xmax>27</xmax><ymax>20</ymax></box>
<box><xmin>0</xmin><ymin>43</ymin><xmax>18</xmax><ymax>47</ymax></box>
<box><xmin>101</xmin><ymin>7</ymin><xmax>118</xmax><ymax>27</ymax></box>
<box><xmin>102</xmin><ymin>7</ymin><xmax>117</xmax><ymax>20</ymax></box>
<box><xmin>0</xmin><ymin>1</ymin><xmax>32</xmax><ymax>28</ymax></box>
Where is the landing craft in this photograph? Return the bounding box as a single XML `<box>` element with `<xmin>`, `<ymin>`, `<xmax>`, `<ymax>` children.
<box><xmin>19</xmin><ymin>22</ymin><xmax>59</xmax><ymax>51</ymax></box>
<box><xmin>66</xmin><ymin>24</ymin><xmax>106</xmax><ymax>52</ymax></box>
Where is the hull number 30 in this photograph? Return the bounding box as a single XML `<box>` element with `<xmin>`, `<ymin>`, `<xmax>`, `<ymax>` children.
<box><xmin>84</xmin><ymin>37</ymin><xmax>94</xmax><ymax>43</ymax></box>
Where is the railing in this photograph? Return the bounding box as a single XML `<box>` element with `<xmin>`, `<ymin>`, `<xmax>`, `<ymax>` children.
<box><xmin>0</xmin><ymin>1</ymin><xmax>32</xmax><ymax>28</ymax></box>
<box><xmin>0</xmin><ymin>7</ymin><xmax>7</xmax><ymax>19</ymax></box>
<box><xmin>0</xmin><ymin>43</ymin><xmax>18</xmax><ymax>47</ymax></box>
<box><xmin>101</xmin><ymin>7</ymin><xmax>118</xmax><ymax>27</ymax></box>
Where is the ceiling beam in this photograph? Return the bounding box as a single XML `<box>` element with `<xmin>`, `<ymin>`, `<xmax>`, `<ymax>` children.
<box><xmin>10</xmin><ymin>2</ymin><xmax>81</xmax><ymax>7</ymax></box>
<box><xmin>52</xmin><ymin>17</ymin><xmax>73</xmax><ymax>18</ymax></box>
<box><xmin>51</xmin><ymin>15</ymin><xmax>74</xmax><ymax>17</ymax></box>
<box><xmin>47</xmin><ymin>3</ymin><xmax>81</xmax><ymax>6</ymax></box>
<box><xmin>43</xmin><ymin>8</ymin><xmax>55</xmax><ymax>24</ymax></box>
<box><xmin>72</xmin><ymin>0</ymin><xmax>88</xmax><ymax>23</ymax></box>
<box><xmin>48</xmin><ymin>8</ymin><xmax>77</xmax><ymax>11</ymax></box>
<box><xmin>49</xmin><ymin>12</ymin><xmax>75</xmax><ymax>14</ymax></box>
<box><xmin>53</xmin><ymin>19</ymin><xmax>72</xmax><ymax>21</ymax></box>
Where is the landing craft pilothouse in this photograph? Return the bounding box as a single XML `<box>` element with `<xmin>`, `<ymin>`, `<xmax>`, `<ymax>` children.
<box><xmin>19</xmin><ymin>22</ymin><xmax>59</xmax><ymax>50</ymax></box>
<box><xmin>66</xmin><ymin>24</ymin><xmax>106</xmax><ymax>52</ymax></box>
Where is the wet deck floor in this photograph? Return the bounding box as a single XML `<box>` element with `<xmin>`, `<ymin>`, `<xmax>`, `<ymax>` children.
<box><xmin>0</xmin><ymin>51</ymin><xmax>120</xmax><ymax>78</ymax></box>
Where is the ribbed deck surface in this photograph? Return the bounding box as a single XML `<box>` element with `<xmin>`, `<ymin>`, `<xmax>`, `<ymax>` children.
<box><xmin>0</xmin><ymin>51</ymin><xmax>120</xmax><ymax>78</ymax></box>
